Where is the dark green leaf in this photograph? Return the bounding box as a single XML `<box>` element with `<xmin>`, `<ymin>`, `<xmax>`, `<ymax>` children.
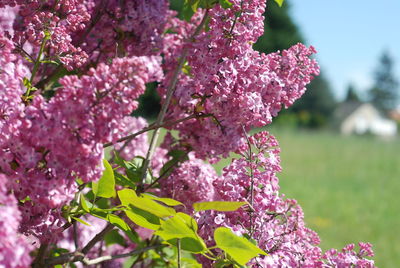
<box><xmin>182</xmin><ymin>4</ymin><xmax>195</xmax><ymax>21</ymax></box>
<box><xmin>114</xmin><ymin>171</ymin><xmax>137</xmax><ymax>189</ymax></box>
<box><xmin>104</xmin><ymin>229</ymin><xmax>126</xmax><ymax>246</ymax></box>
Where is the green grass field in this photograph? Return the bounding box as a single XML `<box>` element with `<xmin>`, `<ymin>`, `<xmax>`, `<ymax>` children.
<box><xmin>215</xmin><ymin>129</ymin><xmax>400</xmax><ymax>267</ymax></box>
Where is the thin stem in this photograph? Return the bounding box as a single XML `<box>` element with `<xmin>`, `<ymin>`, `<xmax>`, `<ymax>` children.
<box><xmin>81</xmin><ymin>222</ymin><xmax>114</xmax><ymax>255</ymax></box>
<box><xmin>142</xmin><ymin>150</ymin><xmax>189</xmax><ymax>192</ymax></box>
<box><xmin>30</xmin><ymin>33</ymin><xmax>49</xmax><ymax>83</ymax></box>
<box><xmin>139</xmin><ymin>9</ymin><xmax>210</xmax><ymax>187</ymax></box>
<box><xmin>103</xmin><ymin>113</ymin><xmax>210</xmax><ymax>148</ymax></box>
<box><xmin>242</xmin><ymin>125</ymin><xmax>255</xmax><ymax>236</ymax></box>
<box><xmin>45</xmin><ymin>245</ymin><xmax>164</xmax><ymax>266</ymax></box>
<box><xmin>177</xmin><ymin>239</ymin><xmax>182</xmax><ymax>268</ymax></box>
<box><xmin>73</xmin><ymin>222</ymin><xmax>79</xmax><ymax>250</ymax></box>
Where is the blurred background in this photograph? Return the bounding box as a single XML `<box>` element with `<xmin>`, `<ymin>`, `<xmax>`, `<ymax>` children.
<box><xmin>135</xmin><ymin>1</ymin><xmax>400</xmax><ymax>266</ymax></box>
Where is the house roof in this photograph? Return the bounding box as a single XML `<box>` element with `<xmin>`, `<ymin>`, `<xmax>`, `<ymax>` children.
<box><xmin>334</xmin><ymin>101</ymin><xmax>365</xmax><ymax>122</ymax></box>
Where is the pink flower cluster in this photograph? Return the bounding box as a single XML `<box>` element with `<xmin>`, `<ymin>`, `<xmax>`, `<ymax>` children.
<box><xmin>1</xmin><ymin>0</ymin><xmax>90</xmax><ymax>70</ymax></box>
<box><xmin>159</xmin><ymin>153</ymin><xmax>218</xmax><ymax>212</ymax></box>
<box><xmin>160</xmin><ymin>131</ymin><xmax>375</xmax><ymax>267</ymax></box>
<box><xmin>160</xmin><ymin>0</ymin><xmax>319</xmax><ymax>162</ymax></box>
<box><xmin>77</xmin><ymin>0</ymin><xmax>170</xmax><ymax>64</ymax></box>
<box><xmin>0</xmin><ymin>174</ymin><xmax>33</xmax><ymax>268</ymax></box>
<box><xmin>0</xmin><ymin>38</ymin><xmax>162</xmax><ymax>239</ymax></box>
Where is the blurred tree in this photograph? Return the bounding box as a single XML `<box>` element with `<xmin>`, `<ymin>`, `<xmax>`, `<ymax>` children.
<box><xmin>369</xmin><ymin>51</ymin><xmax>399</xmax><ymax>112</ymax></box>
<box><xmin>254</xmin><ymin>0</ymin><xmax>336</xmax><ymax>128</ymax></box>
<box><xmin>345</xmin><ymin>84</ymin><xmax>360</xmax><ymax>102</ymax></box>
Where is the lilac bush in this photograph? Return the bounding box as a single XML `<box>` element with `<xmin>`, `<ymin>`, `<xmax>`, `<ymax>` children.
<box><xmin>0</xmin><ymin>0</ymin><xmax>375</xmax><ymax>267</ymax></box>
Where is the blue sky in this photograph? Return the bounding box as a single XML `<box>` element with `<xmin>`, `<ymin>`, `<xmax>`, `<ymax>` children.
<box><xmin>288</xmin><ymin>0</ymin><xmax>400</xmax><ymax>101</ymax></box>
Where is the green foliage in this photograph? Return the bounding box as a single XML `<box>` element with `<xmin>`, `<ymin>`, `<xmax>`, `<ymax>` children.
<box><xmin>72</xmin><ymin>157</ymin><xmax>269</xmax><ymax>266</ymax></box>
<box><xmin>92</xmin><ymin>159</ymin><xmax>116</xmax><ymax>198</ymax></box>
<box><xmin>193</xmin><ymin>201</ymin><xmax>247</xmax><ymax>212</ymax></box>
<box><xmin>214</xmin><ymin>227</ymin><xmax>267</xmax><ymax>265</ymax></box>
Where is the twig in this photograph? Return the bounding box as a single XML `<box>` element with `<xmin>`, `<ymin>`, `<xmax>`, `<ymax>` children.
<box><xmin>103</xmin><ymin>113</ymin><xmax>211</xmax><ymax>148</ymax></box>
<box><xmin>44</xmin><ymin>245</ymin><xmax>164</xmax><ymax>266</ymax></box>
<box><xmin>242</xmin><ymin>125</ymin><xmax>255</xmax><ymax>236</ymax></box>
<box><xmin>177</xmin><ymin>239</ymin><xmax>182</xmax><ymax>268</ymax></box>
<box><xmin>139</xmin><ymin>9</ymin><xmax>210</xmax><ymax>187</ymax></box>
<box><xmin>82</xmin><ymin>245</ymin><xmax>164</xmax><ymax>265</ymax></box>
<box><xmin>73</xmin><ymin>222</ymin><xmax>79</xmax><ymax>250</ymax></box>
<box><xmin>81</xmin><ymin>222</ymin><xmax>115</xmax><ymax>255</ymax></box>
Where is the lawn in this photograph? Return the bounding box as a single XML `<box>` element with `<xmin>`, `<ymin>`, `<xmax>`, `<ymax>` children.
<box><xmin>214</xmin><ymin>128</ymin><xmax>400</xmax><ymax>267</ymax></box>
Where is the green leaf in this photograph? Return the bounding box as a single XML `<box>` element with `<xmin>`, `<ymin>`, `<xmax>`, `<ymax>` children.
<box><xmin>193</xmin><ymin>201</ymin><xmax>247</xmax><ymax>212</ymax></box>
<box><xmin>219</xmin><ymin>0</ymin><xmax>233</xmax><ymax>9</ymax></box>
<box><xmin>113</xmin><ymin>153</ymin><xmax>143</xmax><ymax>183</ymax></box>
<box><xmin>114</xmin><ymin>171</ymin><xmax>137</xmax><ymax>189</ymax></box>
<box><xmin>71</xmin><ymin>216</ymin><xmax>91</xmax><ymax>226</ymax></box>
<box><xmin>104</xmin><ymin>229</ymin><xmax>126</xmax><ymax>246</ymax></box>
<box><xmin>167</xmin><ymin>237</ymin><xmax>206</xmax><ymax>253</ymax></box>
<box><xmin>118</xmin><ymin>189</ymin><xmax>176</xmax><ymax>218</ymax></box>
<box><xmin>274</xmin><ymin>0</ymin><xmax>285</xmax><ymax>7</ymax></box>
<box><xmin>92</xmin><ymin>159</ymin><xmax>115</xmax><ymax>198</ymax></box>
<box><xmin>182</xmin><ymin>4</ymin><xmax>195</xmax><ymax>21</ymax></box>
<box><xmin>214</xmin><ymin>227</ymin><xmax>267</xmax><ymax>266</ymax></box>
<box><xmin>155</xmin><ymin>213</ymin><xmax>207</xmax><ymax>253</ymax></box>
<box><xmin>125</xmin><ymin>207</ymin><xmax>160</xmax><ymax>230</ymax></box>
<box><xmin>79</xmin><ymin>193</ymin><xmax>90</xmax><ymax>213</ymax></box>
<box><xmin>142</xmin><ymin>193</ymin><xmax>184</xmax><ymax>207</ymax></box>
<box><xmin>181</xmin><ymin>258</ymin><xmax>202</xmax><ymax>268</ymax></box>
<box><xmin>106</xmin><ymin>214</ymin><xmax>139</xmax><ymax>243</ymax></box>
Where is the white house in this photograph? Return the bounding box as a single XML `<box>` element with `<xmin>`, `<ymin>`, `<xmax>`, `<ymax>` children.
<box><xmin>335</xmin><ymin>102</ymin><xmax>397</xmax><ymax>137</ymax></box>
